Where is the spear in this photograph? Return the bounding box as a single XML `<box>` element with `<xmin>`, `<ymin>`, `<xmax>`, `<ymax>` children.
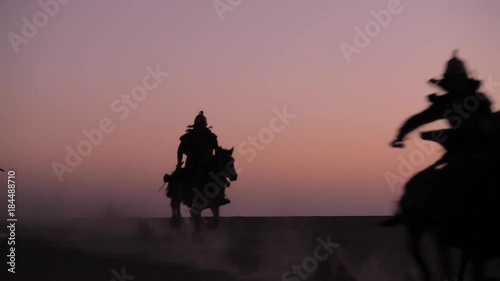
<box><xmin>157</xmin><ymin>182</ymin><xmax>166</xmax><ymax>192</ymax></box>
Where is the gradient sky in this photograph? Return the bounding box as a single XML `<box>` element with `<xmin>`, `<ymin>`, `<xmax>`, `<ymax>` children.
<box><xmin>1</xmin><ymin>0</ymin><xmax>500</xmax><ymax>218</ymax></box>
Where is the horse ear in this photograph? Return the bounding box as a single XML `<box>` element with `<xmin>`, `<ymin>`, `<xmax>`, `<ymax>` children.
<box><xmin>230</xmin><ymin>147</ymin><xmax>234</xmax><ymax>154</ymax></box>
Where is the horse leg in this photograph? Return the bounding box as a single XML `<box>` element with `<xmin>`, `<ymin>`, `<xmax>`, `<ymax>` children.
<box><xmin>207</xmin><ymin>207</ymin><xmax>220</xmax><ymax>230</ymax></box>
<box><xmin>190</xmin><ymin>207</ymin><xmax>202</xmax><ymax>234</ymax></box>
<box><xmin>457</xmin><ymin>251</ymin><xmax>469</xmax><ymax>281</ymax></box>
<box><xmin>170</xmin><ymin>200</ymin><xmax>175</xmax><ymax>224</ymax></box>
<box><xmin>435</xmin><ymin>234</ymin><xmax>453</xmax><ymax>281</ymax></box>
<box><xmin>472</xmin><ymin>257</ymin><xmax>485</xmax><ymax>281</ymax></box>
<box><xmin>407</xmin><ymin>225</ymin><xmax>431</xmax><ymax>281</ymax></box>
<box><xmin>170</xmin><ymin>200</ymin><xmax>182</xmax><ymax>227</ymax></box>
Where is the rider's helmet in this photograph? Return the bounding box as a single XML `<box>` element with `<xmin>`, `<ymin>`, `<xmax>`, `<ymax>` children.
<box><xmin>444</xmin><ymin>49</ymin><xmax>467</xmax><ymax>77</ymax></box>
<box><xmin>439</xmin><ymin>50</ymin><xmax>470</xmax><ymax>94</ymax></box>
<box><xmin>189</xmin><ymin>111</ymin><xmax>208</xmax><ymax>129</ymax></box>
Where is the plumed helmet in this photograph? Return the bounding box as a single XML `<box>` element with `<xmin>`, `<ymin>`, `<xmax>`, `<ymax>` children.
<box><xmin>445</xmin><ymin>49</ymin><xmax>467</xmax><ymax>76</ymax></box>
<box><xmin>191</xmin><ymin>111</ymin><xmax>207</xmax><ymax>127</ymax></box>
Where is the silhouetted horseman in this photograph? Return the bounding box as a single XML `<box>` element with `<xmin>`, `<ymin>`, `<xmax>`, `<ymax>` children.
<box><xmin>390</xmin><ymin>50</ymin><xmax>493</xmax><ymax>149</ymax></box>
<box><xmin>384</xmin><ymin>51</ymin><xmax>500</xmax><ymax>281</ymax></box>
<box><xmin>177</xmin><ymin>111</ymin><xmax>222</xmax><ymax>206</ymax></box>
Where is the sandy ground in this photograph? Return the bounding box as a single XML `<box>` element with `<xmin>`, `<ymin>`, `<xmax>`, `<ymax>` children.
<box><xmin>2</xmin><ymin>216</ymin><xmax>499</xmax><ymax>281</ymax></box>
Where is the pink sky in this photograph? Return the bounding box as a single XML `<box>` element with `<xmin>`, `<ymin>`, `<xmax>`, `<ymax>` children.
<box><xmin>1</xmin><ymin>0</ymin><xmax>499</xmax><ymax>218</ymax></box>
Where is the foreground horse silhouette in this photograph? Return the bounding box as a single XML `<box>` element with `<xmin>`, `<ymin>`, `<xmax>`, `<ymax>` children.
<box><xmin>382</xmin><ymin>113</ymin><xmax>500</xmax><ymax>280</ymax></box>
<box><xmin>163</xmin><ymin>146</ymin><xmax>238</xmax><ymax>232</ymax></box>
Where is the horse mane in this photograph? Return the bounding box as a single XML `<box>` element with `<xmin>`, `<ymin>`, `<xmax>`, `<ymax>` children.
<box><xmin>215</xmin><ymin>146</ymin><xmax>234</xmax><ymax>154</ymax></box>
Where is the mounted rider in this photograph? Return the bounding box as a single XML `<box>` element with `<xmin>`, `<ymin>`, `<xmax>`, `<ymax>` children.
<box><xmin>177</xmin><ymin>111</ymin><xmax>230</xmax><ymax>206</ymax></box>
<box><xmin>390</xmin><ymin>50</ymin><xmax>494</xmax><ymax>151</ymax></box>
<box><xmin>382</xmin><ymin>52</ymin><xmax>500</xmax><ymax>230</ymax></box>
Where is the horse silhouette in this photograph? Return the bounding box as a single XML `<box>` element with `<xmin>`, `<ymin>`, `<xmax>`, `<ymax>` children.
<box><xmin>382</xmin><ymin>111</ymin><xmax>500</xmax><ymax>281</ymax></box>
<box><xmin>163</xmin><ymin>146</ymin><xmax>238</xmax><ymax>233</ymax></box>
<box><xmin>384</xmin><ymin>58</ymin><xmax>500</xmax><ymax>280</ymax></box>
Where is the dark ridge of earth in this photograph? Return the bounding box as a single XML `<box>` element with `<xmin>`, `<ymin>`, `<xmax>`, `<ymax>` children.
<box><xmin>2</xmin><ymin>216</ymin><xmax>499</xmax><ymax>281</ymax></box>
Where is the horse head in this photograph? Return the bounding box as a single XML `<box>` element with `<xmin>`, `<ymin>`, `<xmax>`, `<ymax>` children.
<box><xmin>215</xmin><ymin>146</ymin><xmax>238</xmax><ymax>181</ymax></box>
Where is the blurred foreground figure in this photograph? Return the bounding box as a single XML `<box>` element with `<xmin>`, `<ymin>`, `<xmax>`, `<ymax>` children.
<box><xmin>383</xmin><ymin>51</ymin><xmax>500</xmax><ymax>281</ymax></box>
<box><xmin>390</xmin><ymin>50</ymin><xmax>492</xmax><ymax>149</ymax></box>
